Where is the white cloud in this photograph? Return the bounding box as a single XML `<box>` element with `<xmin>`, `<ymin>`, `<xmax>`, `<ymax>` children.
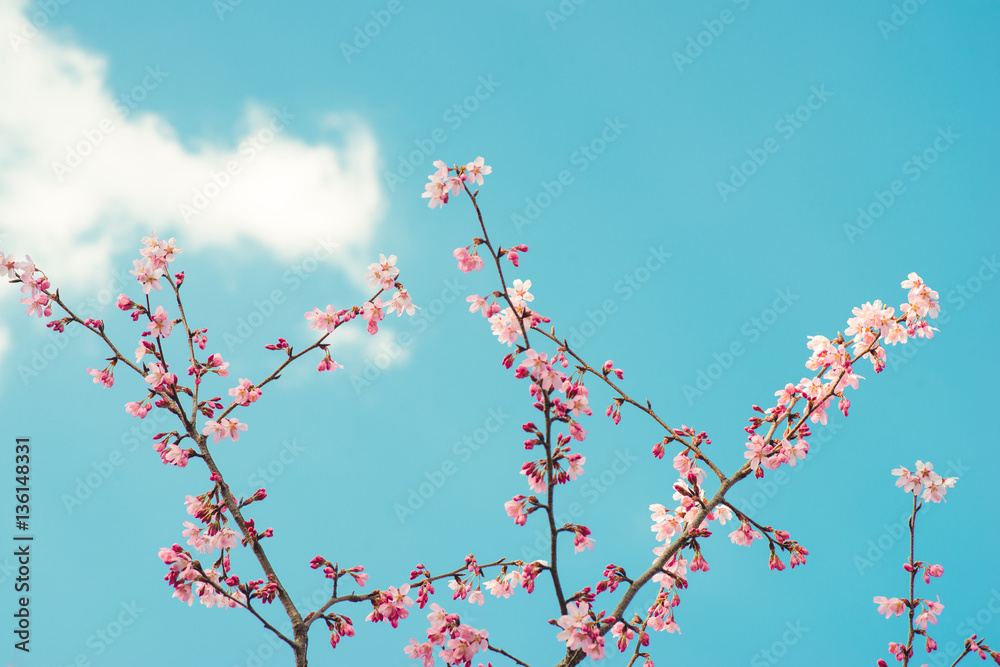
<box><xmin>0</xmin><ymin>0</ymin><xmax>383</xmax><ymax>280</ymax></box>
<box><xmin>0</xmin><ymin>0</ymin><xmax>387</xmax><ymax>376</ymax></box>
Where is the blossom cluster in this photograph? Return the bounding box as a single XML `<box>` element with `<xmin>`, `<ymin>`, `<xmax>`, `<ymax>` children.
<box><xmin>744</xmin><ymin>274</ymin><xmax>940</xmax><ymax>479</ymax></box>
<box><xmin>157</xmin><ymin>488</ymin><xmax>273</xmax><ymax>609</ymax></box>
<box><xmin>446</xmin><ymin>556</ymin><xmax>545</xmax><ymax>607</ymax></box>
<box><xmin>555</xmin><ymin>601</ymin><xmax>608</xmax><ymax>660</ymax></box>
<box><xmin>422</xmin><ymin>157</ymin><xmax>491</xmax><ymax>208</ymax></box>
<box><xmin>404</xmin><ymin>604</ymin><xmax>490</xmax><ymax>667</ymax></box>
<box><xmin>2</xmin><ymin>253</ymin><xmax>52</xmax><ymax>318</ymax></box>
<box><xmin>892</xmin><ymin>460</ymin><xmax>958</xmax><ymax>503</ymax></box>
<box><xmin>871</xmin><ymin>461</ymin><xmax>977</xmax><ymax>665</ymax></box>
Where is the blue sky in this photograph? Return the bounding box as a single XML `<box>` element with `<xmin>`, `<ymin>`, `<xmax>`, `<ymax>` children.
<box><xmin>1</xmin><ymin>1</ymin><xmax>998</xmax><ymax>666</ymax></box>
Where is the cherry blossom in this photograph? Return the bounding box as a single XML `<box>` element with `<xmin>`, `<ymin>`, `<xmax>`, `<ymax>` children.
<box><xmin>361</xmin><ymin>298</ymin><xmax>385</xmax><ymax>335</ymax></box>
<box><xmin>228</xmin><ymin>378</ymin><xmax>262</xmax><ymax>406</ymax></box>
<box><xmin>386</xmin><ymin>289</ymin><xmax>417</xmax><ymax>316</ymax></box>
<box><xmin>202</xmin><ymin>417</ymin><xmax>248</xmax><ymax>443</ymax></box>
<box><xmin>454</xmin><ymin>247</ymin><xmax>485</xmax><ymax>273</ymax></box>
<box><xmin>148</xmin><ymin>305</ymin><xmax>174</xmax><ymax>338</ymax></box>
<box><xmin>129</xmin><ymin>258</ymin><xmax>164</xmax><ymax>294</ymax></box>
<box><xmin>87</xmin><ymin>366</ymin><xmax>115</xmax><ymax>388</ymax></box>
<box><xmin>507</xmin><ymin>278</ymin><xmax>533</xmax><ymax>305</ymax></box>
<box><xmin>464</xmin><ymin>156</ymin><xmax>492</xmax><ymax>186</ymax></box>
<box><xmin>873</xmin><ymin>596</ymin><xmax>907</xmax><ymax>619</ymax></box>
<box><xmin>306</xmin><ymin>305</ymin><xmax>341</xmax><ymax>333</ymax></box>
<box><xmin>466</xmin><ymin>294</ymin><xmax>489</xmax><ymax>317</ymax></box>
<box><xmin>145</xmin><ymin>363</ymin><xmax>177</xmax><ymax>391</ymax></box>
<box><xmin>366</xmin><ymin>254</ymin><xmax>400</xmax><ymax>290</ymax></box>
<box><xmin>317</xmin><ymin>354</ymin><xmax>344</xmax><ymax>372</ymax></box>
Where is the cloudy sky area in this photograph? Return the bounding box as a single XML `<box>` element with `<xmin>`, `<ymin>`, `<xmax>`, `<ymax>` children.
<box><xmin>0</xmin><ymin>1</ymin><xmax>998</xmax><ymax>666</ymax></box>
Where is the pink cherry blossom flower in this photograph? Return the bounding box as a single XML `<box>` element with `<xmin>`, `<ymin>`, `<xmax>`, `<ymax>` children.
<box><xmin>873</xmin><ymin>596</ymin><xmax>907</xmax><ymax>618</ymax></box>
<box><xmin>348</xmin><ymin>567</ymin><xmax>369</xmax><ymax>587</ymax></box>
<box><xmin>317</xmin><ymin>355</ymin><xmax>343</xmax><ymax>372</ymax></box>
<box><xmin>306</xmin><ymin>305</ymin><xmax>340</xmax><ymax>333</ymax></box>
<box><xmin>892</xmin><ymin>465</ymin><xmax>922</xmax><ymax>494</ymax></box>
<box><xmin>147</xmin><ymin>305</ymin><xmax>173</xmax><ymax>338</ymax></box>
<box><xmin>507</xmin><ymin>278</ymin><xmax>533</xmax><ymax>305</ymax></box>
<box><xmin>566</xmin><ymin>453</ymin><xmax>586</xmax><ymax>480</ymax></box>
<box><xmin>129</xmin><ymin>258</ymin><xmax>164</xmax><ymax>294</ymax></box>
<box><xmin>365</xmin><ymin>254</ymin><xmax>399</xmax><ymax>290</ymax></box>
<box><xmin>453</xmin><ymin>247</ymin><xmax>484</xmax><ymax>273</ymax></box>
<box><xmin>145</xmin><ymin>363</ymin><xmax>176</xmax><ymax>391</ymax></box>
<box><xmin>489</xmin><ymin>309</ymin><xmax>521</xmax><ymax>347</ymax></box>
<box><xmin>611</xmin><ymin>622</ymin><xmax>634</xmax><ymax>652</ymax></box>
<box><xmin>372</xmin><ymin>584</ymin><xmax>414</xmax><ymax>628</ymax></box>
<box><xmin>484</xmin><ymin>578</ymin><xmax>514</xmax><ymax>599</ymax></box>
<box><xmin>21</xmin><ymin>292</ymin><xmax>51</xmax><ymax>318</ymax></box>
<box><xmin>555</xmin><ymin>601</ymin><xmax>592</xmax><ymax>649</ymax></box>
<box><xmin>87</xmin><ymin>366</ymin><xmax>114</xmax><ymax>388</ymax></box>
<box><xmin>182</xmin><ymin>521</ymin><xmax>211</xmax><ymax>552</ymax></box>
<box><xmin>914</xmin><ymin>597</ymin><xmax>944</xmax><ymax>629</ymax></box>
<box><xmin>386</xmin><ymin>289</ymin><xmax>417</xmax><ymax>316</ymax></box>
<box><xmin>466</xmin><ymin>294</ymin><xmax>489</xmax><ymax>317</ymax></box>
<box><xmin>573</xmin><ymin>528</ymin><xmax>595</xmax><ymax>553</ymax></box>
<box><xmin>0</xmin><ymin>252</ymin><xmax>16</xmax><ymax>278</ymax></box>
<box><xmin>124</xmin><ymin>400</ymin><xmax>151</xmax><ymax>418</ymax></box>
<box><xmin>228</xmin><ymin>378</ymin><xmax>262</xmax><ymax>406</ymax></box>
<box><xmin>422</xmin><ymin>177</ymin><xmax>449</xmax><ymax>208</ymax></box>
<box><xmin>921</xmin><ymin>474</ymin><xmax>957</xmax><ymax>503</ymax></box>
<box><xmin>163</xmin><ymin>444</ymin><xmax>189</xmax><ymax>467</ymax></box>
<box><xmin>901</xmin><ymin>272</ymin><xmax>925</xmax><ymax>292</ymax></box>
<box><xmin>362</xmin><ymin>298</ymin><xmax>385</xmax><ymax>335</ymax></box>
<box><xmin>729</xmin><ymin>522</ymin><xmax>764</xmax><ymax>547</ymax></box>
<box><xmin>504</xmin><ymin>495</ymin><xmax>528</xmax><ymax>526</ymax></box>
<box><xmin>184</xmin><ymin>495</ymin><xmax>209</xmax><ymax>519</ymax></box>
<box><xmin>202</xmin><ymin>418</ymin><xmax>248</xmax><ymax>443</ymax></box>
<box><xmin>403</xmin><ymin>639</ymin><xmax>435</xmax><ymax>667</ymax></box>
<box><xmin>464</xmin><ymin>156</ymin><xmax>491</xmax><ymax>186</ymax></box>
<box><xmin>204</xmin><ymin>353</ymin><xmax>229</xmax><ymax>377</ymax></box>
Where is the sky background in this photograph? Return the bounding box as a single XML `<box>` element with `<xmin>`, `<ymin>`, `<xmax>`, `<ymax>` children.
<box><xmin>1</xmin><ymin>1</ymin><xmax>998</xmax><ymax>666</ymax></box>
